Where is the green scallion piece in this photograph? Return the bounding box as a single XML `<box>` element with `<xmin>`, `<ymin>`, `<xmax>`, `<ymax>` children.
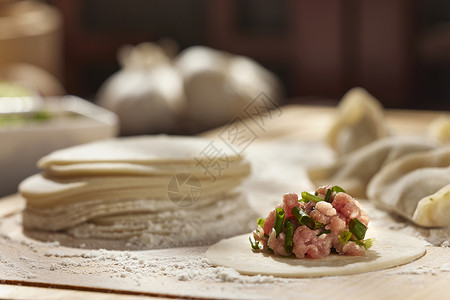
<box><xmin>354</xmin><ymin>240</ymin><xmax>363</xmax><ymax>248</ymax></box>
<box><xmin>284</xmin><ymin>219</ymin><xmax>294</xmax><ymax>253</ymax></box>
<box><xmin>340</xmin><ymin>230</ymin><xmax>352</xmax><ymax>244</ymax></box>
<box><xmin>332</xmin><ymin>185</ymin><xmax>346</xmax><ymax>194</ymax></box>
<box><xmin>362</xmin><ymin>238</ymin><xmax>375</xmax><ymax>250</ymax></box>
<box><xmin>355</xmin><ymin>238</ymin><xmax>375</xmax><ymax>250</ymax></box>
<box><xmin>301</xmin><ymin>191</ymin><xmax>325</xmax><ymax>203</ymax></box>
<box><xmin>314</xmin><ymin>221</ymin><xmax>325</xmax><ymax>229</ymax></box>
<box><xmin>317</xmin><ymin>229</ymin><xmax>331</xmax><ymax>236</ymax></box>
<box><xmin>349</xmin><ymin>218</ymin><xmax>367</xmax><ymax>240</ymax></box>
<box><xmin>257</xmin><ymin>218</ymin><xmax>265</xmax><ymax>228</ymax></box>
<box><xmin>249</xmin><ymin>236</ymin><xmax>260</xmax><ymax>250</ymax></box>
<box><xmin>30</xmin><ymin>111</ymin><xmax>52</xmax><ymax>122</ymax></box>
<box><xmin>324</xmin><ymin>189</ymin><xmax>332</xmax><ymax>202</ymax></box>
<box><xmin>273</xmin><ymin>207</ymin><xmax>285</xmax><ymax>237</ymax></box>
<box><xmin>291</xmin><ymin>206</ymin><xmax>315</xmax><ymax>230</ymax></box>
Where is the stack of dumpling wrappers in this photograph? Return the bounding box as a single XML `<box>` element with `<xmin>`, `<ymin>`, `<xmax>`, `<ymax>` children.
<box><xmin>19</xmin><ymin>135</ymin><xmax>253</xmax><ymax>248</ymax></box>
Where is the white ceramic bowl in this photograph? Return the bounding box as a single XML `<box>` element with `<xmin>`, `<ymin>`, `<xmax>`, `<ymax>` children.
<box><xmin>0</xmin><ymin>96</ymin><xmax>119</xmax><ymax>196</ymax></box>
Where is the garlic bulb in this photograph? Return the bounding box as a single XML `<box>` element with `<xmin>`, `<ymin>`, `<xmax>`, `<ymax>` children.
<box><xmin>175</xmin><ymin>46</ymin><xmax>282</xmax><ymax>130</ymax></box>
<box><xmin>96</xmin><ymin>42</ymin><xmax>185</xmax><ymax>135</ymax></box>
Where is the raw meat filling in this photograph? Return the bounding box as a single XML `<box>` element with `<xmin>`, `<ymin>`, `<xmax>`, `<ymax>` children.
<box><xmin>250</xmin><ymin>185</ymin><xmax>373</xmax><ymax>259</ymax></box>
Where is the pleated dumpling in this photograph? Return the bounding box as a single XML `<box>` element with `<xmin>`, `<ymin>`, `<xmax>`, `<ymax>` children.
<box><xmin>413</xmin><ymin>184</ymin><xmax>450</xmax><ymax>227</ymax></box>
<box><xmin>428</xmin><ymin>114</ymin><xmax>450</xmax><ymax>145</ymax></box>
<box><xmin>307</xmin><ymin>137</ymin><xmax>436</xmax><ymax>198</ymax></box>
<box><xmin>327</xmin><ymin>87</ymin><xmax>387</xmax><ymax>155</ymax></box>
<box><xmin>367</xmin><ymin>147</ymin><xmax>450</xmax><ymax>227</ymax></box>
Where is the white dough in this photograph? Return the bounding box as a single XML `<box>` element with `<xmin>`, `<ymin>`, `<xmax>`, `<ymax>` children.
<box><xmin>20</xmin><ymin>135</ymin><xmax>252</xmax><ymax>246</ymax></box>
<box><xmin>205</xmin><ymin>228</ymin><xmax>427</xmax><ymax>277</ymax></box>
<box><xmin>44</xmin><ymin>160</ymin><xmax>250</xmax><ymax>178</ymax></box>
<box><xmin>23</xmin><ymin>192</ymin><xmax>244</xmax><ymax>231</ymax></box>
<box><xmin>20</xmin><ymin>173</ymin><xmax>246</xmax><ymax>208</ymax></box>
<box><xmin>38</xmin><ymin>135</ymin><xmax>244</xmax><ymax>167</ymax></box>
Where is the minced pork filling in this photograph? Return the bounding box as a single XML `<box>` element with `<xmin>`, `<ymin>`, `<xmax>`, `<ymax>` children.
<box><xmin>250</xmin><ymin>185</ymin><xmax>374</xmax><ymax>259</ymax></box>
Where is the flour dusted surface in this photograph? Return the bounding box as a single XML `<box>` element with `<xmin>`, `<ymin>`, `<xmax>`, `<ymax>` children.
<box><xmin>1</xmin><ymin>140</ymin><xmax>450</xmax><ymax>299</ymax></box>
<box><xmin>0</xmin><ymin>225</ymin><xmax>296</xmax><ymax>299</ymax></box>
<box><xmin>1</xmin><ymin>217</ymin><xmax>449</xmax><ymax>300</ymax></box>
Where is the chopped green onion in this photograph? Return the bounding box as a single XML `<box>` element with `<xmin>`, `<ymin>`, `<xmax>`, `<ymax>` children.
<box><xmin>273</xmin><ymin>207</ymin><xmax>285</xmax><ymax>237</ymax></box>
<box><xmin>31</xmin><ymin>111</ymin><xmax>52</xmax><ymax>122</ymax></box>
<box><xmin>355</xmin><ymin>238</ymin><xmax>375</xmax><ymax>250</ymax></box>
<box><xmin>354</xmin><ymin>240</ymin><xmax>363</xmax><ymax>248</ymax></box>
<box><xmin>291</xmin><ymin>206</ymin><xmax>315</xmax><ymax>229</ymax></box>
<box><xmin>283</xmin><ymin>216</ymin><xmax>292</xmax><ymax>229</ymax></box>
<box><xmin>257</xmin><ymin>218</ymin><xmax>265</xmax><ymax>228</ymax></box>
<box><xmin>324</xmin><ymin>189</ymin><xmax>332</xmax><ymax>202</ymax></box>
<box><xmin>314</xmin><ymin>221</ymin><xmax>325</xmax><ymax>229</ymax></box>
<box><xmin>332</xmin><ymin>185</ymin><xmax>346</xmax><ymax>194</ymax></box>
<box><xmin>284</xmin><ymin>219</ymin><xmax>294</xmax><ymax>253</ymax></box>
<box><xmin>317</xmin><ymin>229</ymin><xmax>331</xmax><ymax>236</ymax></box>
<box><xmin>249</xmin><ymin>236</ymin><xmax>260</xmax><ymax>250</ymax></box>
<box><xmin>301</xmin><ymin>191</ymin><xmax>325</xmax><ymax>203</ymax></box>
<box><xmin>349</xmin><ymin>218</ymin><xmax>367</xmax><ymax>240</ymax></box>
<box><xmin>340</xmin><ymin>230</ymin><xmax>352</xmax><ymax>244</ymax></box>
<box><xmin>362</xmin><ymin>238</ymin><xmax>375</xmax><ymax>250</ymax></box>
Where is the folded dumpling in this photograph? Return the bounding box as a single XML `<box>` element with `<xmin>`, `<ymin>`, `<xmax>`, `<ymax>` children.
<box><xmin>428</xmin><ymin>114</ymin><xmax>450</xmax><ymax>145</ymax></box>
<box><xmin>413</xmin><ymin>184</ymin><xmax>450</xmax><ymax>227</ymax></box>
<box><xmin>367</xmin><ymin>147</ymin><xmax>450</xmax><ymax>227</ymax></box>
<box><xmin>327</xmin><ymin>87</ymin><xmax>387</xmax><ymax>155</ymax></box>
<box><xmin>308</xmin><ymin>137</ymin><xmax>436</xmax><ymax>198</ymax></box>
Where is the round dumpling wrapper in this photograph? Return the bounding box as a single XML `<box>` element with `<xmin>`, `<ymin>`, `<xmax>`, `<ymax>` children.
<box><xmin>37</xmin><ymin>135</ymin><xmax>243</xmax><ymax>167</ymax></box>
<box><xmin>205</xmin><ymin>228</ymin><xmax>426</xmax><ymax>278</ymax></box>
<box><xmin>44</xmin><ymin>160</ymin><xmax>250</xmax><ymax>178</ymax></box>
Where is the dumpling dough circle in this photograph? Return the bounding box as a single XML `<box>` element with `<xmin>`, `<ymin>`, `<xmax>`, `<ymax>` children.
<box><xmin>205</xmin><ymin>228</ymin><xmax>426</xmax><ymax>277</ymax></box>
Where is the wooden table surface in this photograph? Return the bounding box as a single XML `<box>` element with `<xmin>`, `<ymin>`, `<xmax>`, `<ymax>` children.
<box><xmin>0</xmin><ymin>104</ymin><xmax>449</xmax><ymax>300</ymax></box>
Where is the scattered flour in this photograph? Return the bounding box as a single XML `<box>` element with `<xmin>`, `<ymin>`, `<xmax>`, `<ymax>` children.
<box><xmin>40</xmin><ymin>245</ymin><xmax>288</xmax><ymax>286</ymax></box>
<box><xmin>440</xmin><ymin>263</ymin><xmax>450</xmax><ymax>272</ymax></box>
<box><xmin>388</xmin><ymin>264</ymin><xmax>438</xmax><ymax>276</ymax></box>
<box><xmin>0</xmin><ymin>228</ymin><xmax>286</xmax><ymax>287</ymax></box>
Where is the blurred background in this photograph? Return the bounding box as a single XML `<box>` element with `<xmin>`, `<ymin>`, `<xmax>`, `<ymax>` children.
<box><xmin>3</xmin><ymin>0</ymin><xmax>450</xmax><ymax>111</ymax></box>
<box><xmin>1</xmin><ymin>0</ymin><xmax>450</xmax><ymax>195</ymax></box>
